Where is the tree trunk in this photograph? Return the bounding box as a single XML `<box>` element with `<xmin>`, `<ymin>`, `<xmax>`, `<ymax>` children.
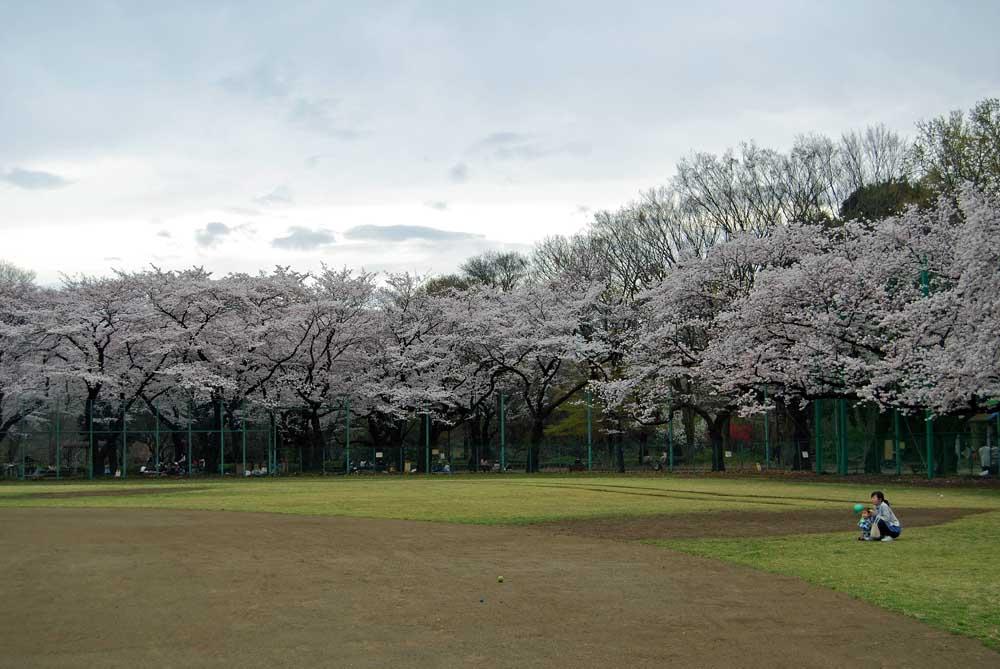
<box><xmin>429</xmin><ymin>423</ymin><xmax>447</xmax><ymax>471</ymax></box>
<box><xmin>683</xmin><ymin>408</ymin><xmax>696</xmax><ymax>452</ymax></box>
<box><xmin>82</xmin><ymin>393</ymin><xmax>101</xmax><ymax>475</ymax></box>
<box><xmin>866</xmin><ymin>408</ymin><xmax>891</xmax><ymax>474</ymax></box>
<box><xmin>785</xmin><ymin>401</ymin><xmax>811</xmax><ymax>471</ymax></box>
<box><xmin>202</xmin><ymin>402</ymin><xmax>222</xmax><ymax>475</ymax></box>
<box><xmin>637</xmin><ymin>431</ymin><xmax>648</xmax><ymax>466</ymax></box>
<box><xmin>171</xmin><ymin>430</ymin><xmax>185</xmax><ymax>463</ymax></box>
<box><xmin>99</xmin><ymin>436</ymin><xmax>118</xmax><ymax>477</ymax></box>
<box><xmin>937</xmin><ymin>415</ymin><xmax>961</xmax><ymax>475</ymax></box>
<box><xmin>615</xmin><ymin>433</ymin><xmax>625</xmax><ymax>473</ymax></box>
<box><xmin>528</xmin><ymin>419</ymin><xmax>544</xmax><ymax>473</ymax></box>
<box><xmin>367</xmin><ymin>417</ymin><xmax>385</xmax><ymax>454</ymax></box>
<box><xmin>708</xmin><ymin>413</ymin><xmax>729</xmax><ymax>472</ymax></box>
<box><xmin>0</xmin><ymin>405</ymin><xmax>25</xmax><ymax>454</ymax></box>
<box><xmin>308</xmin><ymin>409</ymin><xmax>324</xmax><ymax>472</ymax></box>
<box><xmin>476</xmin><ymin>414</ymin><xmax>492</xmax><ymax>462</ymax></box>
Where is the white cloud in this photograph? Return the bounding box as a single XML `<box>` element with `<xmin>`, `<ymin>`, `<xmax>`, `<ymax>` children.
<box><xmin>344</xmin><ymin>224</ymin><xmax>482</xmax><ymax>243</ymax></box>
<box><xmin>194</xmin><ymin>222</ymin><xmax>233</xmax><ymax>247</ymax></box>
<box><xmin>271</xmin><ymin>226</ymin><xmax>336</xmax><ymax>251</ymax></box>
<box><xmin>2</xmin><ymin>167</ymin><xmax>72</xmax><ymax>190</ymax></box>
<box><xmin>448</xmin><ymin>162</ymin><xmax>469</xmax><ymax>183</ymax></box>
<box><xmin>288</xmin><ymin>98</ymin><xmax>362</xmax><ymax>139</ymax></box>
<box><xmin>218</xmin><ymin>63</ymin><xmax>295</xmax><ymax>99</ymax></box>
<box><xmin>256</xmin><ymin>186</ymin><xmax>293</xmax><ymax>206</ymax></box>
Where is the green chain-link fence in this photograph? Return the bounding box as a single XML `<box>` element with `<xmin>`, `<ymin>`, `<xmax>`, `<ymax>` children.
<box><xmin>3</xmin><ymin>396</ymin><xmax>998</xmax><ymax>480</ymax></box>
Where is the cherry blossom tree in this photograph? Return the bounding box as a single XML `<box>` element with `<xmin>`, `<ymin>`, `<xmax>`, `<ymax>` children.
<box><xmin>38</xmin><ymin>275</ymin><xmax>164</xmax><ymax>472</ymax></box>
<box><xmin>607</xmin><ymin>236</ymin><xmax>765</xmax><ymax>471</ymax></box>
<box><xmin>452</xmin><ymin>277</ymin><xmax>610</xmax><ymax>471</ymax></box>
<box><xmin>869</xmin><ymin>188</ymin><xmax>999</xmax><ymax>414</ymax></box>
<box><xmin>0</xmin><ymin>265</ymin><xmax>46</xmax><ymax>453</ymax></box>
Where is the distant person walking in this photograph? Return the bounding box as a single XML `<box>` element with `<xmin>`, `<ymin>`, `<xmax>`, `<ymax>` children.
<box><xmin>867</xmin><ymin>491</ymin><xmax>902</xmax><ymax>542</ymax></box>
<box><xmin>975</xmin><ymin>443</ymin><xmax>998</xmax><ymax>477</ymax></box>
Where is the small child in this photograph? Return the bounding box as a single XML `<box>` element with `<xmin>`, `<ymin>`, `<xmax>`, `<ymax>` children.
<box><xmin>857</xmin><ymin>508</ymin><xmax>873</xmax><ymax>541</ymax></box>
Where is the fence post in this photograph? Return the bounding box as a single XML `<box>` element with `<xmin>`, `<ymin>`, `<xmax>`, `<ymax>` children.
<box><xmin>320</xmin><ymin>404</ymin><xmax>325</xmax><ymax>476</ymax></box>
<box><xmin>241</xmin><ymin>403</ymin><xmax>247</xmax><ymax>477</ymax></box>
<box><xmin>814</xmin><ymin>400</ymin><xmax>823</xmax><ymax>474</ymax></box>
<box><xmin>121</xmin><ymin>407</ymin><xmax>127</xmax><ymax>480</ymax></box>
<box><xmin>586</xmin><ymin>389</ymin><xmax>593</xmax><ymax>472</ymax></box>
<box><xmin>345</xmin><ymin>397</ymin><xmax>351</xmax><ymax>475</ymax></box>
<box><xmin>154</xmin><ymin>406</ymin><xmax>160</xmax><ymax>472</ymax></box>
<box><xmin>838</xmin><ymin>399</ymin><xmax>848</xmax><ymax>476</ymax></box>
<box><xmin>268</xmin><ymin>412</ymin><xmax>274</xmax><ymax>476</ymax></box>
<box><xmin>425</xmin><ymin>413</ymin><xmax>430</xmax><ymax>474</ymax></box>
<box><xmin>187</xmin><ymin>398</ymin><xmax>193</xmax><ymax>477</ymax></box>
<box><xmin>55</xmin><ymin>402</ymin><xmax>61</xmax><ymax>480</ymax></box>
<box><xmin>219</xmin><ymin>399</ymin><xmax>225</xmax><ymax>477</ymax></box>
<box><xmin>18</xmin><ymin>399</ymin><xmax>24</xmax><ymax>480</ymax></box>
<box><xmin>499</xmin><ymin>394</ymin><xmax>506</xmax><ymax>472</ymax></box>
<box><xmin>893</xmin><ymin>408</ymin><xmax>901</xmax><ymax>475</ymax></box>
<box><xmin>925</xmin><ymin>413</ymin><xmax>934</xmax><ymax>480</ymax></box>
<box><xmin>667</xmin><ymin>401</ymin><xmax>674</xmax><ymax>472</ymax></box>
<box><xmin>88</xmin><ymin>398</ymin><xmax>94</xmax><ymax>480</ymax></box>
<box><xmin>920</xmin><ymin>262</ymin><xmax>935</xmax><ymax>479</ymax></box>
<box><xmin>271</xmin><ymin>412</ymin><xmax>278</xmax><ymax>477</ymax></box>
<box><xmin>763</xmin><ymin>386</ymin><xmax>770</xmax><ymax>470</ymax></box>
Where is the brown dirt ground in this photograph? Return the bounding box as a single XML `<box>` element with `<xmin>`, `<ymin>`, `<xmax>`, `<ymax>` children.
<box><xmin>540</xmin><ymin>506</ymin><xmax>983</xmax><ymax>541</ymax></box>
<box><xmin>2</xmin><ymin>509</ymin><xmax>997</xmax><ymax>668</ymax></box>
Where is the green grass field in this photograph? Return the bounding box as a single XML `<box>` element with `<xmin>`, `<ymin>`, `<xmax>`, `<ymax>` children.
<box><xmin>2</xmin><ymin>475</ymin><xmax>999</xmax><ymax>649</ymax></box>
<box><xmin>659</xmin><ymin>510</ymin><xmax>1000</xmax><ymax>649</ymax></box>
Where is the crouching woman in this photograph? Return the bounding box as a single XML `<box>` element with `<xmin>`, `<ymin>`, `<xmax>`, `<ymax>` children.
<box><xmin>868</xmin><ymin>491</ymin><xmax>902</xmax><ymax>542</ymax></box>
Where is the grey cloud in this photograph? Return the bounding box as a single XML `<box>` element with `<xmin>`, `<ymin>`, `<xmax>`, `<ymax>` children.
<box><xmin>576</xmin><ymin>204</ymin><xmax>591</xmax><ymax>214</ymax></box>
<box><xmin>103</xmin><ymin>256</ymin><xmax>122</xmax><ymax>261</ymax></box>
<box><xmin>218</xmin><ymin>63</ymin><xmax>294</xmax><ymax>99</ymax></box>
<box><xmin>304</xmin><ymin>154</ymin><xmax>323</xmax><ymax>168</ymax></box>
<box><xmin>2</xmin><ymin>167</ymin><xmax>72</xmax><ymax>190</ymax></box>
<box><xmin>343</xmin><ymin>224</ymin><xmax>483</xmax><ymax>243</ymax></box>
<box><xmin>328</xmin><ymin>240</ymin><xmax>535</xmax><ymax>277</ymax></box>
<box><xmin>225</xmin><ymin>206</ymin><xmax>262</xmax><ymax>216</ymax></box>
<box><xmin>289</xmin><ymin>98</ymin><xmax>361</xmax><ymax>139</ymax></box>
<box><xmin>471</xmin><ymin>131</ymin><xmax>532</xmax><ymax>150</ymax></box>
<box><xmin>195</xmin><ymin>222</ymin><xmax>232</xmax><ymax>247</ymax></box>
<box><xmin>497</xmin><ymin>141</ymin><xmax>590</xmax><ymax>161</ymax></box>
<box><xmin>156</xmin><ymin>230</ymin><xmax>172</xmax><ymax>238</ymax></box>
<box><xmin>469</xmin><ymin>132</ymin><xmax>590</xmax><ymax>161</ymax></box>
<box><xmin>271</xmin><ymin>226</ymin><xmax>336</xmax><ymax>251</ymax></box>
<box><xmin>448</xmin><ymin>162</ymin><xmax>469</xmax><ymax>183</ymax></box>
<box><xmin>424</xmin><ymin>200</ymin><xmax>448</xmax><ymax>211</ymax></box>
<box><xmin>256</xmin><ymin>185</ymin><xmax>293</xmax><ymax>206</ymax></box>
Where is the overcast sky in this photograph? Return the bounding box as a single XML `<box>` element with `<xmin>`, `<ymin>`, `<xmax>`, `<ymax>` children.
<box><xmin>2</xmin><ymin>1</ymin><xmax>998</xmax><ymax>284</ymax></box>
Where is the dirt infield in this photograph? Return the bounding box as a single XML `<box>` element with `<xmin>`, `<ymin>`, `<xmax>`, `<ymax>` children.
<box><xmin>541</xmin><ymin>506</ymin><xmax>982</xmax><ymax>541</ymax></box>
<box><xmin>1</xmin><ymin>508</ymin><xmax>996</xmax><ymax>668</ymax></box>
